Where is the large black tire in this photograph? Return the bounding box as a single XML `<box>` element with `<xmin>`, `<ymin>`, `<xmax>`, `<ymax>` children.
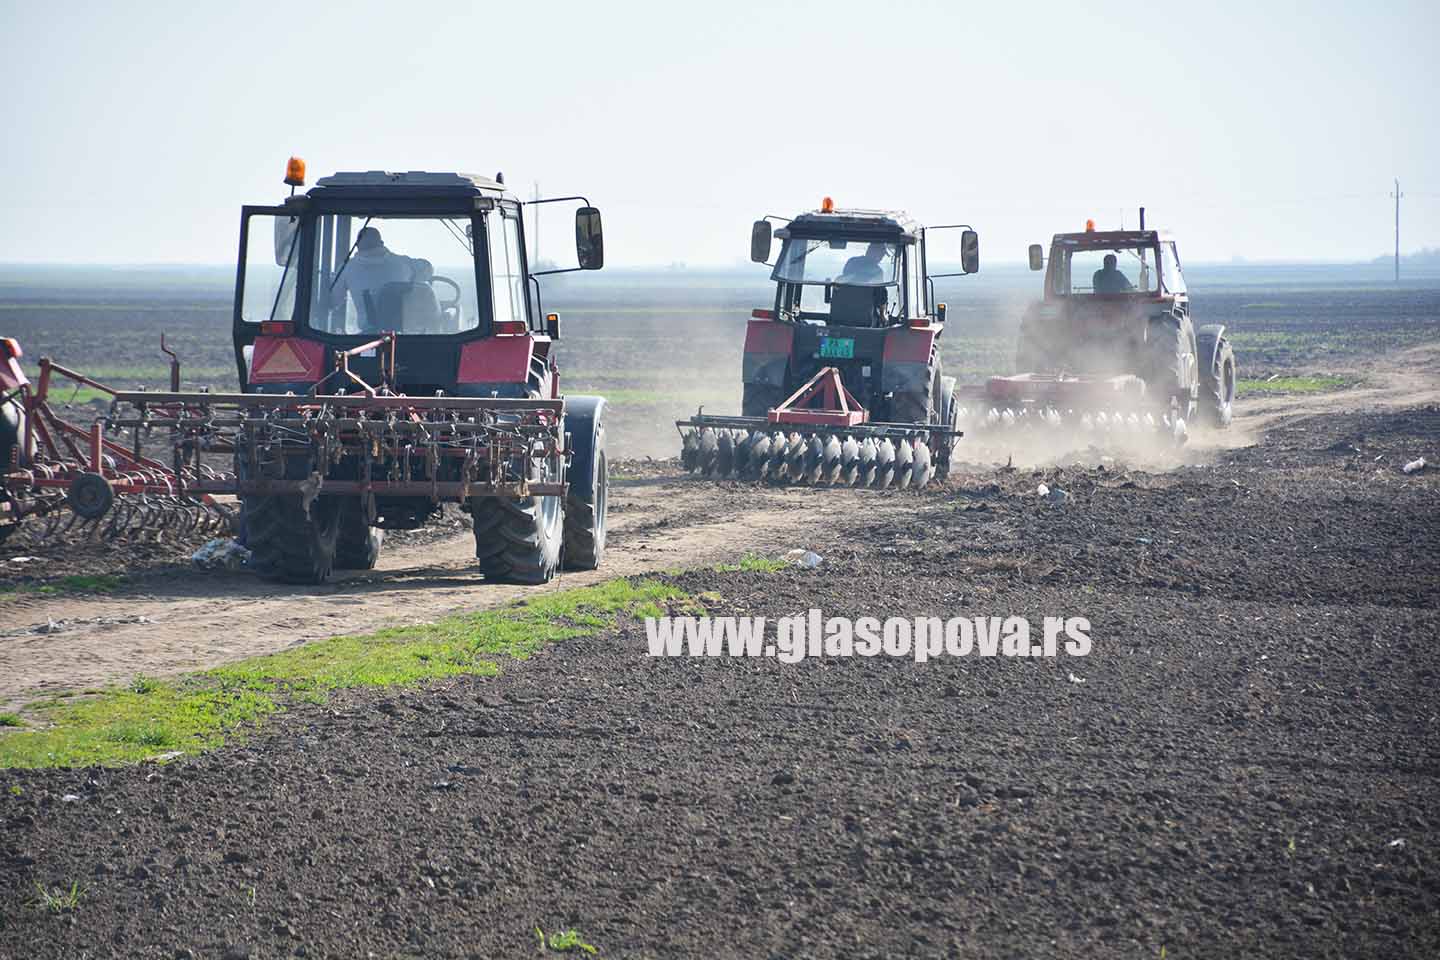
<box><xmin>472</xmin><ymin>454</ymin><xmax>564</xmax><ymax>584</ymax></box>
<box><xmin>335</xmin><ymin>497</ymin><xmax>383</xmax><ymax>570</ymax></box>
<box><xmin>742</xmin><ymin>383</ymin><xmax>786</xmax><ymax>418</ymax></box>
<box><xmin>1199</xmin><ymin>338</ymin><xmax>1236</xmax><ymax>429</ymax></box>
<box><xmin>1146</xmin><ymin>315</ymin><xmax>1199</xmax><ymax>420</ymax></box>
<box><xmin>244</xmin><ymin>491</ymin><xmax>341</xmax><ymax>584</ymax></box>
<box><xmin>0</xmin><ymin>396</ymin><xmax>22</xmax><ymax>470</ymax></box>
<box><xmin>934</xmin><ymin>377</ymin><xmax>959</xmax><ymax>482</ymax></box>
<box><xmin>562</xmin><ymin>396</ymin><xmax>608</xmax><ymax>571</ymax></box>
<box><xmin>237</xmin><ymin>447</ymin><xmax>341</xmax><ymax>584</ymax></box>
<box><xmin>891</xmin><ymin>359</ymin><xmax>941</xmax><ymax>426</ymax></box>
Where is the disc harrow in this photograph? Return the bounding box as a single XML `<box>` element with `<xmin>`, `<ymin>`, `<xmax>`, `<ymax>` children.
<box><xmin>680</xmin><ymin>424</ymin><xmax>942</xmax><ymax>490</ymax></box>
<box><xmin>677</xmin><ymin>367</ymin><xmax>955</xmax><ymax>491</ymax></box>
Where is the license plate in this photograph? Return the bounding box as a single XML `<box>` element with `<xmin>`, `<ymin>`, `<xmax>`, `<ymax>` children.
<box><xmin>818</xmin><ymin>337</ymin><xmax>855</xmax><ymax>359</ymax></box>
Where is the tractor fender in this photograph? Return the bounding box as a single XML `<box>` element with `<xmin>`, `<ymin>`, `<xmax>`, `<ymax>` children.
<box><xmin>563</xmin><ymin>395</ymin><xmax>607</xmax><ymax>503</ymax></box>
<box><xmin>1195</xmin><ymin>324</ymin><xmax>1227</xmax><ymax>372</ymax></box>
<box><xmin>742</xmin><ymin>318</ymin><xmax>792</xmax><ymax>388</ymax></box>
<box><xmin>881</xmin><ymin>326</ymin><xmax>937</xmax><ymax>396</ymax></box>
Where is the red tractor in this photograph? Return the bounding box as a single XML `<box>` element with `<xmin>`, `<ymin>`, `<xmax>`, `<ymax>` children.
<box><xmin>959</xmin><ymin>212</ymin><xmax>1236</xmax><ymax>439</ymax></box>
<box><xmin>677</xmin><ymin>198</ymin><xmax>979</xmax><ymax>488</ymax></box>
<box><xmin>2</xmin><ymin>161</ymin><xmax>611</xmax><ymax>585</ymax></box>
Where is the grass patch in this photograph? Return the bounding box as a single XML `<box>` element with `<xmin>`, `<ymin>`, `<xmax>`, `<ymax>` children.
<box><xmin>0</xmin><ymin>577</ymin><xmax>689</xmax><ymax>769</ymax></box>
<box><xmin>0</xmin><ymin>574</ymin><xmax>125</xmax><ymax>601</ymax></box>
<box><xmin>31</xmin><ymin>881</ymin><xmax>83</xmax><ymax>913</ymax></box>
<box><xmin>0</xmin><ymin>713</ymin><xmax>23</xmax><ymax>728</ymax></box>
<box><xmin>715</xmin><ymin>552</ymin><xmax>789</xmax><ymax>574</ymax></box>
<box><xmin>537</xmin><ymin>927</ymin><xmax>598</xmax><ymax>954</ymax></box>
<box><xmin>1238</xmin><ymin>375</ymin><xmax>1348</xmax><ymax>395</ymax></box>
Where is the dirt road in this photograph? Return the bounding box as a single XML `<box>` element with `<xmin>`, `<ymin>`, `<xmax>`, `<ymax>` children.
<box><xmin>0</xmin><ymin>474</ymin><xmax>927</xmax><ymax>709</ymax></box>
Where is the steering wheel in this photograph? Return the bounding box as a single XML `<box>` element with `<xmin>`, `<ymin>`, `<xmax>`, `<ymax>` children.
<box><xmin>430</xmin><ymin>275</ymin><xmax>461</xmax><ymax>311</ymax></box>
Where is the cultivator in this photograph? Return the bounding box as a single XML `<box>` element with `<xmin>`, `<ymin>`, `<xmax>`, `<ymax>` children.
<box><xmin>0</xmin><ymin>334</ymin><xmax>564</xmax><ymax>545</ymax></box>
<box><xmin>0</xmin><ymin>341</ymin><xmax>236</xmax><ymax>544</ymax></box>
<box><xmin>678</xmin><ymin>367</ymin><xmax>962</xmax><ymax>489</ymax></box>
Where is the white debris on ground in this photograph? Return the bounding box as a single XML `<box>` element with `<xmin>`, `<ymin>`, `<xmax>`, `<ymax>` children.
<box><xmin>1037</xmin><ymin>483</ymin><xmax>1069</xmax><ymax>504</ymax></box>
<box><xmin>784</xmin><ymin>549</ymin><xmax>824</xmax><ymax>569</ymax></box>
<box><xmin>1402</xmin><ymin>457</ymin><xmax>1426</xmax><ymax>474</ymax></box>
<box><xmin>191</xmin><ymin>538</ymin><xmax>252</xmax><ymax>571</ymax></box>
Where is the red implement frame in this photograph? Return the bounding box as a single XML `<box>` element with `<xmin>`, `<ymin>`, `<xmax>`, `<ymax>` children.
<box><xmin>767</xmin><ymin>367</ymin><xmax>869</xmax><ymax>427</ymax></box>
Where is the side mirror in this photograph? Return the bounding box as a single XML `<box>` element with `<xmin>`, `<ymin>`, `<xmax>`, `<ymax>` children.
<box><xmin>546</xmin><ymin>312</ymin><xmax>561</xmax><ymax>339</ymax></box>
<box><xmin>936</xmin><ymin>302</ymin><xmax>948</xmax><ymax>324</ymax></box>
<box><xmin>575</xmin><ymin>207</ymin><xmax>603</xmax><ymax>270</ymax></box>
<box><xmin>274</xmin><ymin>216</ymin><xmax>298</xmax><ymax>267</ymax></box>
<box><xmin>961</xmin><ymin>230</ymin><xmax>980</xmax><ymax>274</ymax></box>
<box><xmin>1028</xmin><ymin>244</ymin><xmax>1044</xmax><ymax>271</ymax></box>
<box><xmin>750</xmin><ymin>220</ymin><xmax>773</xmax><ymax>263</ymax></box>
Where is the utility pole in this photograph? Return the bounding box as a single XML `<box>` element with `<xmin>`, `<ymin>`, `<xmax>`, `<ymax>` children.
<box><xmin>1391</xmin><ymin>178</ymin><xmax>1403</xmax><ymax>283</ymax></box>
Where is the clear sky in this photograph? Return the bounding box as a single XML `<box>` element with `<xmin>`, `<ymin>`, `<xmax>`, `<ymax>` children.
<box><xmin>1</xmin><ymin>0</ymin><xmax>1436</xmax><ymax>266</ymax></box>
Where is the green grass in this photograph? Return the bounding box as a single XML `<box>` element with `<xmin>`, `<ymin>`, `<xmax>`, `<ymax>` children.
<box><xmin>0</xmin><ymin>577</ymin><xmax>690</xmax><ymax>769</ymax></box>
<box><xmin>31</xmin><ymin>881</ymin><xmax>83</xmax><ymax>913</ymax></box>
<box><xmin>1238</xmin><ymin>375</ymin><xmax>1348</xmax><ymax>395</ymax></box>
<box><xmin>0</xmin><ymin>714</ymin><xmax>23</xmax><ymax>728</ymax></box>
<box><xmin>715</xmin><ymin>552</ymin><xmax>790</xmax><ymax>573</ymax></box>
<box><xmin>0</xmin><ymin>575</ymin><xmax>125</xmax><ymax>602</ymax></box>
<box><xmin>537</xmin><ymin>927</ymin><xmax>599</xmax><ymax>954</ymax></box>
<box><xmin>33</xmin><ymin>385</ymin><xmax>115</xmax><ymax>406</ymax></box>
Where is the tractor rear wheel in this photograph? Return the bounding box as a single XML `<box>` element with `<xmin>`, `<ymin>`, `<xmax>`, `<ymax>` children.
<box><xmin>244</xmin><ymin>490</ymin><xmax>342</xmax><ymax>584</ymax></box>
<box><xmin>472</xmin><ymin>453</ymin><xmax>564</xmax><ymax>584</ymax></box>
<box><xmin>0</xmin><ymin>395</ymin><xmax>22</xmax><ymax>471</ymax></box>
<box><xmin>562</xmin><ymin>396</ymin><xmax>608</xmax><ymax>571</ymax></box>
<box><xmin>742</xmin><ymin>383</ymin><xmax>786</xmax><ymax>418</ymax></box>
<box><xmin>1200</xmin><ymin>338</ymin><xmax>1236</xmax><ymax>429</ymax></box>
<box><xmin>1147</xmin><ymin>317</ymin><xmax>1198</xmax><ymax>421</ymax></box>
<box><xmin>335</xmin><ymin>498</ymin><xmax>383</xmax><ymax>570</ymax></box>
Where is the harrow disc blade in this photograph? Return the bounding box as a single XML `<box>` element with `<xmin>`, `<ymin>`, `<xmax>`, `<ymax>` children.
<box><xmin>912</xmin><ymin>439</ymin><xmax>933</xmax><ymax>490</ymax></box>
<box><xmin>875</xmin><ymin>438</ymin><xmax>896</xmax><ymax>490</ymax></box>
<box><xmin>895</xmin><ymin>438</ymin><xmax>914</xmax><ymax>491</ymax></box>
<box><xmin>681</xmin><ymin>429</ymin><xmax>700</xmax><ymax>472</ymax></box>
<box><xmin>859</xmin><ymin>437</ymin><xmax>878</xmax><ymax>488</ymax></box>
<box><xmin>697</xmin><ymin>429</ymin><xmax>719</xmax><ymax>475</ymax></box>
<box><xmin>821</xmin><ymin>435</ymin><xmax>843</xmax><ymax>485</ymax></box>
<box><xmin>802</xmin><ymin>436</ymin><xmax>824</xmax><ymax>485</ymax></box>
<box><xmin>716</xmin><ymin>431</ymin><xmax>736</xmax><ymax>477</ymax></box>
<box><xmin>839</xmin><ymin>436</ymin><xmax>860</xmax><ymax>486</ymax></box>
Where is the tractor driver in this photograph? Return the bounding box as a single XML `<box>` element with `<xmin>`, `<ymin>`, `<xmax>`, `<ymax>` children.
<box><xmin>839</xmin><ymin>242</ymin><xmax>891</xmax><ymax>285</ymax></box>
<box><xmin>329</xmin><ymin>227</ymin><xmax>434</xmax><ymax>331</ymax></box>
<box><xmin>1091</xmin><ymin>253</ymin><xmax>1135</xmax><ymax>294</ymax></box>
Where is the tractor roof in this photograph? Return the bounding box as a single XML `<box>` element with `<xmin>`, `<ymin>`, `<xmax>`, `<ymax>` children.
<box><xmin>307</xmin><ymin>171</ymin><xmax>513</xmax><ymax>200</ymax></box>
<box><xmin>1053</xmin><ymin>229</ymin><xmax>1176</xmax><ymax>248</ymax></box>
<box><xmin>783</xmin><ymin>208</ymin><xmax>921</xmax><ymax>242</ymax></box>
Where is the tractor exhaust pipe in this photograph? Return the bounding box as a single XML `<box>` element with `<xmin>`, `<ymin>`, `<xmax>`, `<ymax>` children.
<box><xmin>1139</xmin><ymin>207</ymin><xmax>1146</xmax><ymax>231</ymax></box>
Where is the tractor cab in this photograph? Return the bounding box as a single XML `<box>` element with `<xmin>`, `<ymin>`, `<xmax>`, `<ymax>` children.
<box><xmin>751</xmin><ymin>200</ymin><xmax>978</xmax><ymax>329</ymax></box>
<box><xmin>1029</xmin><ymin>222</ymin><xmax>1187</xmax><ymax>305</ymax></box>
<box><xmin>233</xmin><ymin>160</ymin><xmax>603</xmax><ymax>398</ymax></box>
